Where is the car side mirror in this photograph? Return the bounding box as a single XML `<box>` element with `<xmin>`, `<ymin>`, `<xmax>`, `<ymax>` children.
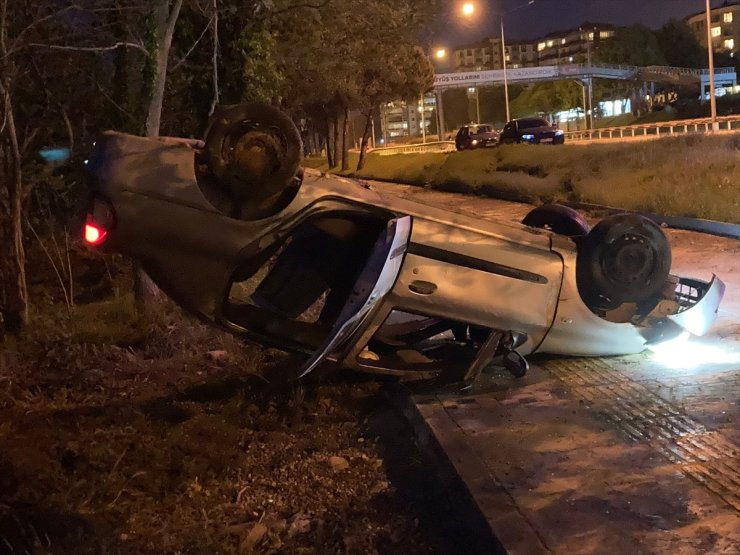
<box><xmin>504</xmin><ymin>350</ymin><xmax>529</xmax><ymax>378</ymax></box>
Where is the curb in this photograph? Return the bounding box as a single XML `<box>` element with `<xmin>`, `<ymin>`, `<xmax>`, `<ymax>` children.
<box><xmin>563</xmin><ymin>201</ymin><xmax>740</xmax><ymax>239</ymax></box>
<box><xmin>381</xmin><ymin>383</ymin><xmax>506</xmax><ymax>554</ymax></box>
<box><xmin>382</xmin><ymin>382</ymin><xmax>551</xmax><ymax>555</ymax></box>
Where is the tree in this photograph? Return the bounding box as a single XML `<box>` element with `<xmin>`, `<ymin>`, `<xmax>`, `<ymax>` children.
<box><xmin>0</xmin><ymin>1</ymin><xmax>133</xmax><ymax>333</ymax></box>
<box><xmin>509</xmin><ymin>81</ymin><xmax>582</xmax><ymax>119</ymax></box>
<box><xmin>595</xmin><ymin>24</ymin><xmax>667</xmax><ymax>67</ymax></box>
<box><xmin>657</xmin><ymin>19</ymin><xmax>705</xmax><ymax>69</ymax></box>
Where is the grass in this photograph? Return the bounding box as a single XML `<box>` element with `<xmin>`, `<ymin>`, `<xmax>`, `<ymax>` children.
<box><xmin>309</xmin><ymin>134</ymin><xmax>740</xmax><ymax>223</ymax></box>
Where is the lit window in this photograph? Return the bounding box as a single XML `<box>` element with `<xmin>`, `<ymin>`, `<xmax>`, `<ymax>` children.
<box><xmin>725</xmin><ymin>38</ymin><xmax>735</xmax><ymax>50</ymax></box>
<box><xmin>711</xmin><ymin>26</ymin><xmax>721</xmax><ymax>37</ymax></box>
<box><xmin>506</xmin><ymin>55</ymin><xmax>510</xmax><ymax>61</ymax></box>
<box><xmin>588</xmin><ymin>32</ymin><xmax>594</xmax><ymax>40</ymax></box>
<box><xmin>538</xmin><ymin>42</ymin><xmax>546</xmax><ymax>51</ymax></box>
<box><xmin>600</xmin><ymin>31</ymin><xmax>612</xmax><ymax>39</ymax></box>
<box><xmin>723</xmin><ymin>12</ymin><xmax>732</xmax><ymax>23</ymax></box>
<box><xmin>561</xmin><ymin>38</ymin><xmax>566</xmax><ymax>45</ymax></box>
<box><xmin>547</xmin><ymin>40</ymin><xmax>554</xmax><ymax>47</ymax></box>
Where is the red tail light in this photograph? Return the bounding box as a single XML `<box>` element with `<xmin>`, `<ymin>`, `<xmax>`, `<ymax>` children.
<box><xmin>84</xmin><ymin>217</ymin><xmax>108</xmax><ymax>245</ymax></box>
<box><xmin>83</xmin><ymin>197</ymin><xmax>115</xmax><ymax>246</ymax></box>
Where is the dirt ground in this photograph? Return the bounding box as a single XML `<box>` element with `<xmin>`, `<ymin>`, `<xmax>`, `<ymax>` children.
<box><xmin>0</xmin><ymin>248</ymin><xmax>478</xmax><ymax>555</ymax></box>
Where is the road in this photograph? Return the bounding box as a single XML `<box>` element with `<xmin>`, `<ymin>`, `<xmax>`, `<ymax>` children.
<box><xmin>374</xmin><ymin>181</ymin><xmax>740</xmax><ymax>554</ymax></box>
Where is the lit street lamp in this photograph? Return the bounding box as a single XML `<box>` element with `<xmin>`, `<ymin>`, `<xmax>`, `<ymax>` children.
<box><xmin>435</xmin><ymin>47</ymin><xmax>448</xmax><ymax>60</ymax></box>
<box><xmin>461</xmin><ymin>0</ymin><xmax>536</xmax><ymax>123</ymax></box>
<box><xmin>705</xmin><ymin>0</ymin><xmax>718</xmax><ymax>131</ymax></box>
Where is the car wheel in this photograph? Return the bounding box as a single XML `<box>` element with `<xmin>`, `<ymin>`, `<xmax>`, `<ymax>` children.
<box><xmin>200</xmin><ymin>103</ymin><xmax>303</xmax><ymax>219</ymax></box>
<box><xmin>522</xmin><ymin>204</ymin><xmax>590</xmax><ymax>237</ymax></box>
<box><xmin>576</xmin><ymin>214</ymin><xmax>671</xmax><ymax>309</ymax></box>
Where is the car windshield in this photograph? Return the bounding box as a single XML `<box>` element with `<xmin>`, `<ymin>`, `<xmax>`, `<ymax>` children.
<box><xmin>518</xmin><ymin>118</ymin><xmax>550</xmax><ymax>129</ymax></box>
<box><xmin>471</xmin><ymin>125</ymin><xmax>492</xmax><ymax>134</ymax></box>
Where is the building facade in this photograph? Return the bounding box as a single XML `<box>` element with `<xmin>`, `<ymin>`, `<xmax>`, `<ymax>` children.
<box><xmin>686</xmin><ymin>1</ymin><xmax>739</xmax><ymax>57</ymax></box>
<box><xmin>536</xmin><ymin>24</ymin><xmax>615</xmax><ymax>65</ymax></box>
<box><xmin>451</xmin><ymin>22</ymin><xmax>615</xmax><ymax>71</ymax></box>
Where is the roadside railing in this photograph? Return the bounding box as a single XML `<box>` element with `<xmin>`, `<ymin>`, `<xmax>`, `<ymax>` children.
<box><xmin>370</xmin><ymin>140</ymin><xmax>456</xmax><ymax>155</ymax></box>
<box><xmin>565</xmin><ymin>115</ymin><xmax>740</xmax><ymax>142</ymax></box>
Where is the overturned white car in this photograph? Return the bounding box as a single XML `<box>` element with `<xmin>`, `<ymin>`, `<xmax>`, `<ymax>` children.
<box><xmin>83</xmin><ymin>104</ymin><xmax>725</xmax><ymax>382</ymax></box>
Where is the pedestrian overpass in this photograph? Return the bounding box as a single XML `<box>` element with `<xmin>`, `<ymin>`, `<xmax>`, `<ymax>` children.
<box><xmin>431</xmin><ymin>63</ymin><xmax>737</xmax><ymax>134</ymax></box>
<box><xmin>433</xmin><ymin>63</ymin><xmax>737</xmax><ymax>90</ymax></box>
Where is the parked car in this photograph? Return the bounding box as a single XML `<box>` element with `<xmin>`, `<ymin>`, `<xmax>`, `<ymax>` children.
<box><xmin>500</xmin><ymin>117</ymin><xmax>565</xmax><ymax>145</ymax></box>
<box><xmin>455</xmin><ymin>124</ymin><xmax>499</xmax><ymax>150</ymax></box>
<box><xmin>82</xmin><ymin>104</ymin><xmax>724</xmax><ymax>383</ymax></box>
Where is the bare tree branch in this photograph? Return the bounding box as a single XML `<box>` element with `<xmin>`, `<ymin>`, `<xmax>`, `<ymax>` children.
<box><xmin>94</xmin><ymin>80</ymin><xmax>138</xmax><ymax>124</ymax></box>
<box><xmin>27</xmin><ymin>41</ymin><xmax>149</xmax><ymax>56</ymax></box>
<box><xmin>209</xmin><ymin>0</ymin><xmax>219</xmax><ymax>115</ymax></box>
<box><xmin>171</xmin><ymin>15</ymin><xmax>213</xmax><ymax>71</ymax></box>
<box><xmin>271</xmin><ymin>0</ymin><xmax>332</xmax><ymax>16</ymax></box>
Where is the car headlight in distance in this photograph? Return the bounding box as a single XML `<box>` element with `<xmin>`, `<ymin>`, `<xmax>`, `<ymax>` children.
<box><xmin>555</xmin><ymin>130</ymin><xmax>564</xmax><ymax>136</ymax></box>
<box><xmin>522</xmin><ymin>134</ymin><xmax>535</xmax><ymax>141</ymax></box>
<box><xmin>471</xmin><ymin>139</ymin><xmax>478</xmax><ymax>145</ymax></box>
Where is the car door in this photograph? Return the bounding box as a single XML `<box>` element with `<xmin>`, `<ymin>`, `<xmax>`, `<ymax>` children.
<box><xmin>298</xmin><ymin>216</ymin><xmax>412</xmax><ymax>377</ymax></box>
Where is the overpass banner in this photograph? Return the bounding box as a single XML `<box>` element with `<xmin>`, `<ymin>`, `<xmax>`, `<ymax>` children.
<box><xmin>434</xmin><ymin>66</ymin><xmax>558</xmax><ymax>89</ymax></box>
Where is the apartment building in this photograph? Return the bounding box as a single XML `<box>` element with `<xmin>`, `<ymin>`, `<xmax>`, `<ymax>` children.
<box><xmin>453</xmin><ymin>40</ymin><xmax>497</xmax><ymax>71</ymax></box>
<box><xmin>451</xmin><ymin>22</ymin><xmax>615</xmax><ymax>71</ymax></box>
<box><xmin>686</xmin><ymin>1</ymin><xmax>739</xmax><ymax>57</ymax></box>
<box><xmin>536</xmin><ymin>23</ymin><xmax>615</xmax><ymax>65</ymax></box>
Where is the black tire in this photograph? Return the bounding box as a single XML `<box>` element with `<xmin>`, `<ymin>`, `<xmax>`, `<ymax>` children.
<box><xmin>576</xmin><ymin>214</ymin><xmax>671</xmax><ymax>309</ymax></box>
<box><xmin>522</xmin><ymin>204</ymin><xmax>590</xmax><ymax>237</ymax></box>
<box><xmin>202</xmin><ymin>103</ymin><xmax>302</xmax><ymax>204</ymax></box>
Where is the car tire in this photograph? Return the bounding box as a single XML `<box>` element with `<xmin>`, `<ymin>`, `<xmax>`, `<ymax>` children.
<box><xmin>201</xmin><ymin>103</ymin><xmax>302</xmax><ymax>211</ymax></box>
<box><xmin>576</xmin><ymin>214</ymin><xmax>671</xmax><ymax>309</ymax></box>
<box><xmin>522</xmin><ymin>204</ymin><xmax>590</xmax><ymax>237</ymax></box>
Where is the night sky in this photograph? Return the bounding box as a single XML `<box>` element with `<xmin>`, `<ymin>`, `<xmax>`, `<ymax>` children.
<box><xmin>438</xmin><ymin>0</ymin><xmax>732</xmax><ymax>45</ymax></box>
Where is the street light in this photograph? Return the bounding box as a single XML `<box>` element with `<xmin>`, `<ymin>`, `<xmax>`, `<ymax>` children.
<box><xmin>435</xmin><ymin>47</ymin><xmax>447</xmax><ymax>60</ymax></box>
<box><xmin>461</xmin><ymin>0</ymin><xmax>536</xmax><ymax>123</ymax></box>
<box><xmin>705</xmin><ymin>0</ymin><xmax>718</xmax><ymax>131</ymax></box>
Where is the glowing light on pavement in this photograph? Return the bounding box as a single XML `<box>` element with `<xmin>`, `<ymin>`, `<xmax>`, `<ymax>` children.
<box><xmin>648</xmin><ymin>332</ymin><xmax>739</xmax><ymax>370</ymax></box>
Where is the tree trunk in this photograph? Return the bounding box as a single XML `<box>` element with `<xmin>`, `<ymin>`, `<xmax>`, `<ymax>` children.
<box><xmin>341</xmin><ymin>105</ymin><xmax>350</xmax><ymax>172</ymax></box>
<box><xmin>0</xmin><ymin>81</ymin><xmax>28</xmax><ymax>334</ymax></box>
<box><xmin>324</xmin><ymin>118</ymin><xmax>334</xmax><ymax>168</ymax></box>
<box><xmin>145</xmin><ymin>0</ymin><xmax>183</xmax><ymax>137</ymax></box>
<box><xmin>208</xmin><ymin>0</ymin><xmax>219</xmax><ymax>116</ymax></box>
<box><xmin>356</xmin><ymin>108</ymin><xmax>374</xmax><ymax>171</ymax></box>
<box><xmin>139</xmin><ymin>0</ymin><xmax>182</xmax><ymax>309</ymax></box>
<box><xmin>331</xmin><ymin>117</ymin><xmax>339</xmax><ymax>169</ymax></box>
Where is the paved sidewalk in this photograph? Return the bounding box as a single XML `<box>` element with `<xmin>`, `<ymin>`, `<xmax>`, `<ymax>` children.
<box><xmin>406</xmin><ymin>354</ymin><xmax>738</xmax><ymax>554</ymax></box>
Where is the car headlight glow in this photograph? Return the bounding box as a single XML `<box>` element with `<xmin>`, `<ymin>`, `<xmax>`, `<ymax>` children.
<box><xmin>555</xmin><ymin>130</ymin><xmax>564</xmax><ymax>136</ymax></box>
<box><xmin>647</xmin><ymin>332</ymin><xmax>739</xmax><ymax>370</ymax></box>
<box><xmin>471</xmin><ymin>139</ymin><xmax>478</xmax><ymax>145</ymax></box>
<box><xmin>522</xmin><ymin>134</ymin><xmax>535</xmax><ymax>140</ymax></box>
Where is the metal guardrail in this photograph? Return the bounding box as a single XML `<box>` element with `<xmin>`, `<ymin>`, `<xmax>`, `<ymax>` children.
<box><xmin>371</xmin><ymin>115</ymin><xmax>740</xmax><ymax>152</ymax></box>
<box><xmin>371</xmin><ymin>141</ymin><xmax>457</xmax><ymax>155</ymax></box>
<box><xmin>564</xmin><ymin>115</ymin><xmax>740</xmax><ymax>141</ymax></box>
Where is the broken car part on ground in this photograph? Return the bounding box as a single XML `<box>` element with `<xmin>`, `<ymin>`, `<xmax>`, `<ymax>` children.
<box><xmin>82</xmin><ymin>103</ymin><xmax>725</xmax><ymax>382</ymax></box>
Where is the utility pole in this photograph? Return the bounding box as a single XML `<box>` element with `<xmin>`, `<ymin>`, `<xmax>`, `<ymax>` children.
<box><xmin>705</xmin><ymin>0</ymin><xmax>718</xmax><ymax>131</ymax></box>
<box><xmin>476</xmin><ymin>88</ymin><xmax>481</xmax><ymax>123</ymax></box>
<box><xmin>501</xmin><ymin>19</ymin><xmax>510</xmax><ymax>122</ymax></box>
<box><xmin>420</xmin><ymin>95</ymin><xmax>427</xmax><ymax>143</ymax></box>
